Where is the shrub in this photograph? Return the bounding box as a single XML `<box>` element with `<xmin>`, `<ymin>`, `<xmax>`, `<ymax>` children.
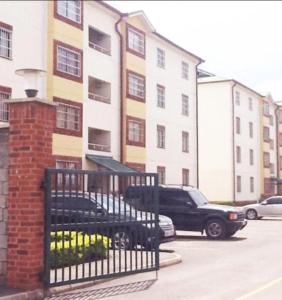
<box><xmin>50</xmin><ymin>231</ymin><xmax>110</xmax><ymax>268</ymax></box>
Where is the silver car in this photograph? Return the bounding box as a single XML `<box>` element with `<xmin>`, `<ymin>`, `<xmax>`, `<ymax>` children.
<box><xmin>243</xmin><ymin>196</ymin><xmax>282</xmax><ymax>220</ymax></box>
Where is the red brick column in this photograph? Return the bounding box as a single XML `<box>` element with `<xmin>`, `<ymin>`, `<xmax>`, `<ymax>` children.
<box><xmin>6</xmin><ymin>99</ymin><xmax>55</xmax><ymax>290</ymax></box>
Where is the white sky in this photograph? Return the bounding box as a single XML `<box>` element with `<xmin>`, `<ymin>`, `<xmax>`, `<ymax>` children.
<box><xmin>106</xmin><ymin>0</ymin><xmax>282</xmax><ymax>100</ymax></box>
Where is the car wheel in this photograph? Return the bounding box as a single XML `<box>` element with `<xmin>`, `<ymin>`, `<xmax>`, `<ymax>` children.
<box><xmin>112</xmin><ymin>230</ymin><xmax>132</xmax><ymax>250</ymax></box>
<box><xmin>246</xmin><ymin>209</ymin><xmax>257</xmax><ymax>220</ymax></box>
<box><xmin>205</xmin><ymin>219</ymin><xmax>226</xmax><ymax>239</ymax></box>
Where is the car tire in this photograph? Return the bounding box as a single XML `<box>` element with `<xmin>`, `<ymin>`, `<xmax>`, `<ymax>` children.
<box><xmin>246</xmin><ymin>209</ymin><xmax>258</xmax><ymax>220</ymax></box>
<box><xmin>205</xmin><ymin>219</ymin><xmax>226</xmax><ymax>239</ymax></box>
<box><xmin>111</xmin><ymin>230</ymin><xmax>132</xmax><ymax>250</ymax></box>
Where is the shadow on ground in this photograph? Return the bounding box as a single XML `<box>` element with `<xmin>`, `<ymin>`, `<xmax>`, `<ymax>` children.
<box><xmin>46</xmin><ymin>279</ymin><xmax>157</xmax><ymax>300</ymax></box>
<box><xmin>176</xmin><ymin>235</ymin><xmax>247</xmax><ymax>242</ymax></box>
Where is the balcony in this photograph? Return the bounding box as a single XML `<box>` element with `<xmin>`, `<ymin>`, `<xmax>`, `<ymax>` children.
<box><xmin>89</xmin><ymin>26</ymin><xmax>111</xmax><ymax>56</ymax></box>
<box><xmin>88</xmin><ymin>76</ymin><xmax>111</xmax><ymax>104</ymax></box>
<box><xmin>88</xmin><ymin>128</ymin><xmax>111</xmax><ymax>152</ymax></box>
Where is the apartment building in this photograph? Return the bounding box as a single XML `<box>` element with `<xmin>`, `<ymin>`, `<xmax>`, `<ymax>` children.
<box><xmin>0</xmin><ymin>1</ymin><xmax>202</xmax><ymax>186</ymax></box>
<box><xmin>198</xmin><ymin>76</ymin><xmax>263</xmax><ymax>203</ymax></box>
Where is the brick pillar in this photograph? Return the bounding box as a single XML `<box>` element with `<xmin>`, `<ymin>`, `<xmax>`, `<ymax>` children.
<box><xmin>6</xmin><ymin>98</ymin><xmax>55</xmax><ymax>290</ymax></box>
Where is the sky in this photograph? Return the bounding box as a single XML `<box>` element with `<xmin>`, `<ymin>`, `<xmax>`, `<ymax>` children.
<box><xmin>105</xmin><ymin>1</ymin><xmax>282</xmax><ymax>100</ymax></box>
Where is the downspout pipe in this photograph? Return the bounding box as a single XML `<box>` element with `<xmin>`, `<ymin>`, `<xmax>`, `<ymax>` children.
<box><xmin>231</xmin><ymin>82</ymin><xmax>237</xmax><ymax>203</ymax></box>
<box><xmin>115</xmin><ymin>14</ymin><xmax>125</xmax><ymax>164</ymax></box>
<box><xmin>275</xmin><ymin>104</ymin><xmax>281</xmax><ymax>195</ymax></box>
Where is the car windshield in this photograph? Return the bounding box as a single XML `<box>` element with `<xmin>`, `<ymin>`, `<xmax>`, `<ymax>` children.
<box><xmin>189</xmin><ymin>190</ymin><xmax>208</xmax><ymax>206</ymax></box>
<box><xmin>93</xmin><ymin>194</ymin><xmax>136</xmax><ymax>215</ymax></box>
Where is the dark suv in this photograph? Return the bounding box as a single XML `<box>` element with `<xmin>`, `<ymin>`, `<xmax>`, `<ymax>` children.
<box><xmin>125</xmin><ymin>185</ymin><xmax>247</xmax><ymax>239</ymax></box>
<box><xmin>51</xmin><ymin>192</ymin><xmax>175</xmax><ymax>249</ymax></box>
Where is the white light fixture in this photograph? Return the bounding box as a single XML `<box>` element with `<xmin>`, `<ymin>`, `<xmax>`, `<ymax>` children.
<box><xmin>15</xmin><ymin>68</ymin><xmax>46</xmax><ymax>98</ymax></box>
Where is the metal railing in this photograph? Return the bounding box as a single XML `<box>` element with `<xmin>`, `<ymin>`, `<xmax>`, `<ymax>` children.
<box><xmin>43</xmin><ymin>169</ymin><xmax>159</xmax><ymax>287</ymax></box>
<box><xmin>89</xmin><ymin>41</ymin><xmax>111</xmax><ymax>56</ymax></box>
<box><xmin>88</xmin><ymin>92</ymin><xmax>111</xmax><ymax>104</ymax></box>
<box><xmin>88</xmin><ymin>143</ymin><xmax>111</xmax><ymax>152</ymax></box>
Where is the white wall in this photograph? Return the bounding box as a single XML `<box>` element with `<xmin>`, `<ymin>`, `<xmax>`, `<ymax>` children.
<box><xmin>146</xmin><ymin>34</ymin><xmax>198</xmax><ymax>186</ymax></box>
<box><xmin>234</xmin><ymin>86</ymin><xmax>261</xmax><ymax>201</ymax></box>
<box><xmin>0</xmin><ymin>1</ymin><xmax>47</xmax><ymax>98</ymax></box>
<box><xmin>82</xmin><ymin>2</ymin><xmax>120</xmax><ymax>169</ymax></box>
<box><xmin>198</xmin><ymin>81</ymin><xmax>234</xmax><ymax>202</ymax></box>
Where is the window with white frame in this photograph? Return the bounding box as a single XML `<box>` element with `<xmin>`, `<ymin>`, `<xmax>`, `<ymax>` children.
<box><xmin>157</xmin><ymin>125</ymin><xmax>165</xmax><ymax>148</ymax></box>
<box><xmin>237</xmin><ymin>175</ymin><xmax>241</xmax><ymax>193</ymax></box>
<box><xmin>157</xmin><ymin>48</ymin><xmax>165</xmax><ymax>68</ymax></box>
<box><xmin>250</xmin><ymin>177</ymin><xmax>254</xmax><ymax>193</ymax></box>
<box><xmin>236</xmin><ymin>146</ymin><xmax>241</xmax><ymax>163</ymax></box>
<box><xmin>0</xmin><ymin>26</ymin><xmax>12</xmax><ymax>59</ymax></box>
<box><xmin>157</xmin><ymin>166</ymin><xmax>166</xmax><ymax>185</ymax></box>
<box><xmin>56</xmin><ymin>103</ymin><xmax>80</xmax><ymax>131</ymax></box>
<box><xmin>249</xmin><ymin>149</ymin><xmax>254</xmax><ymax>165</ymax></box>
<box><xmin>236</xmin><ymin>117</ymin><xmax>241</xmax><ymax>134</ymax></box>
<box><xmin>0</xmin><ymin>89</ymin><xmax>11</xmax><ymax>122</ymax></box>
<box><xmin>182</xmin><ymin>169</ymin><xmax>189</xmax><ymax>186</ymax></box>
<box><xmin>235</xmin><ymin>91</ymin><xmax>240</xmax><ymax>105</ymax></box>
<box><xmin>182</xmin><ymin>131</ymin><xmax>189</xmax><ymax>152</ymax></box>
<box><xmin>248</xmin><ymin>97</ymin><xmax>253</xmax><ymax>111</ymax></box>
<box><xmin>127</xmin><ymin>118</ymin><xmax>145</xmax><ymax>145</ymax></box>
<box><xmin>57</xmin><ymin>0</ymin><xmax>82</xmax><ymax>24</ymax></box>
<box><xmin>181</xmin><ymin>61</ymin><xmax>189</xmax><ymax>79</ymax></box>
<box><xmin>157</xmin><ymin>84</ymin><xmax>165</xmax><ymax>108</ymax></box>
<box><xmin>127</xmin><ymin>25</ymin><xmax>145</xmax><ymax>56</ymax></box>
<box><xmin>57</xmin><ymin>45</ymin><xmax>81</xmax><ymax>77</ymax></box>
<box><xmin>182</xmin><ymin>94</ymin><xmax>189</xmax><ymax>116</ymax></box>
<box><xmin>263</xmin><ymin>101</ymin><xmax>270</xmax><ymax>116</ymax></box>
<box><xmin>128</xmin><ymin>71</ymin><xmax>145</xmax><ymax>100</ymax></box>
<box><xmin>249</xmin><ymin>122</ymin><xmax>253</xmax><ymax>138</ymax></box>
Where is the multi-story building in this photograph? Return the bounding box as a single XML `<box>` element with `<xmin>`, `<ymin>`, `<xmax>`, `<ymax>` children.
<box><xmin>0</xmin><ymin>1</ymin><xmax>202</xmax><ymax>187</ymax></box>
<box><xmin>198</xmin><ymin>75</ymin><xmax>263</xmax><ymax>203</ymax></box>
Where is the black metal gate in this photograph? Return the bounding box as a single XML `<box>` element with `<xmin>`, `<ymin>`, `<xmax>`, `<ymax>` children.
<box><xmin>43</xmin><ymin>169</ymin><xmax>159</xmax><ymax>287</ymax></box>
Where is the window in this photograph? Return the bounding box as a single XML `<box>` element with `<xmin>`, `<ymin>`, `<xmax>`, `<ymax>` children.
<box><xmin>263</xmin><ymin>126</ymin><xmax>270</xmax><ymax>142</ymax></box>
<box><xmin>280</xmin><ymin>133</ymin><xmax>282</xmax><ymax>147</ymax></box>
<box><xmin>56</xmin><ymin>0</ymin><xmax>82</xmax><ymax>26</ymax></box>
<box><xmin>249</xmin><ymin>122</ymin><xmax>253</xmax><ymax>138</ymax></box>
<box><xmin>248</xmin><ymin>97</ymin><xmax>253</xmax><ymax>111</ymax></box>
<box><xmin>88</xmin><ymin>27</ymin><xmax>111</xmax><ymax>55</ymax></box>
<box><xmin>263</xmin><ymin>101</ymin><xmax>270</xmax><ymax>116</ymax></box>
<box><xmin>56</xmin><ymin>159</ymin><xmax>80</xmax><ymax>189</ymax></box>
<box><xmin>236</xmin><ymin>146</ymin><xmax>241</xmax><ymax>163</ymax></box>
<box><xmin>157</xmin><ymin>84</ymin><xmax>165</xmax><ymax>108</ymax></box>
<box><xmin>54</xmin><ymin>41</ymin><xmax>82</xmax><ymax>82</ymax></box>
<box><xmin>127</xmin><ymin>71</ymin><xmax>145</xmax><ymax>101</ymax></box>
<box><xmin>182</xmin><ymin>61</ymin><xmax>189</xmax><ymax>79</ymax></box>
<box><xmin>236</xmin><ymin>117</ymin><xmax>241</xmax><ymax>134</ymax></box>
<box><xmin>56</xmin><ymin>102</ymin><xmax>80</xmax><ymax>132</ymax></box>
<box><xmin>157</xmin><ymin>166</ymin><xmax>166</xmax><ymax>185</ymax></box>
<box><xmin>250</xmin><ymin>177</ymin><xmax>254</xmax><ymax>193</ymax></box>
<box><xmin>270</xmin><ymin>139</ymin><xmax>274</xmax><ymax>150</ymax></box>
<box><xmin>249</xmin><ymin>149</ymin><xmax>254</xmax><ymax>165</ymax></box>
<box><xmin>0</xmin><ymin>85</ymin><xmax>11</xmax><ymax>122</ymax></box>
<box><xmin>0</xmin><ymin>22</ymin><xmax>12</xmax><ymax>59</ymax></box>
<box><xmin>182</xmin><ymin>169</ymin><xmax>189</xmax><ymax>186</ymax></box>
<box><xmin>127</xmin><ymin>116</ymin><xmax>145</xmax><ymax>147</ymax></box>
<box><xmin>237</xmin><ymin>176</ymin><xmax>241</xmax><ymax>193</ymax></box>
<box><xmin>279</xmin><ymin>111</ymin><xmax>282</xmax><ymax>124</ymax></box>
<box><xmin>280</xmin><ymin>157</ymin><xmax>282</xmax><ymax>170</ymax></box>
<box><xmin>157</xmin><ymin>48</ymin><xmax>165</xmax><ymax>68</ymax></box>
<box><xmin>182</xmin><ymin>94</ymin><xmax>189</xmax><ymax>116</ymax></box>
<box><xmin>127</xmin><ymin>24</ymin><xmax>145</xmax><ymax>57</ymax></box>
<box><xmin>235</xmin><ymin>91</ymin><xmax>240</xmax><ymax>105</ymax></box>
<box><xmin>157</xmin><ymin>125</ymin><xmax>165</xmax><ymax>149</ymax></box>
<box><xmin>263</xmin><ymin>152</ymin><xmax>270</xmax><ymax>168</ymax></box>
<box><xmin>182</xmin><ymin>131</ymin><xmax>189</xmax><ymax>153</ymax></box>
<box><xmin>269</xmin><ymin>115</ymin><xmax>274</xmax><ymax>126</ymax></box>
<box><xmin>270</xmin><ymin>163</ymin><xmax>274</xmax><ymax>174</ymax></box>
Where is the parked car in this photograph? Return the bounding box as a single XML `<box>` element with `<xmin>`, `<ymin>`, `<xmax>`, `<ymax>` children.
<box><xmin>51</xmin><ymin>192</ymin><xmax>175</xmax><ymax>249</ymax></box>
<box><xmin>125</xmin><ymin>185</ymin><xmax>247</xmax><ymax>239</ymax></box>
<box><xmin>242</xmin><ymin>196</ymin><xmax>282</xmax><ymax>220</ymax></box>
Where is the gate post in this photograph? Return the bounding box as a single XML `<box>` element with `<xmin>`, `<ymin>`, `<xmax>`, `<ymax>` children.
<box><xmin>6</xmin><ymin>98</ymin><xmax>55</xmax><ymax>290</ymax></box>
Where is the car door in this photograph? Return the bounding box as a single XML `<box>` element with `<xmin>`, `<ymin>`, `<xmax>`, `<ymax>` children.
<box><xmin>276</xmin><ymin>198</ymin><xmax>282</xmax><ymax>216</ymax></box>
<box><xmin>261</xmin><ymin>198</ymin><xmax>277</xmax><ymax>216</ymax></box>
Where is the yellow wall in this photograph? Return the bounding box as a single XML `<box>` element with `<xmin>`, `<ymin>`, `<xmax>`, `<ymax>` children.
<box><xmin>47</xmin><ymin>1</ymin><xmax>83</xmax><ymax>158</ymax></box>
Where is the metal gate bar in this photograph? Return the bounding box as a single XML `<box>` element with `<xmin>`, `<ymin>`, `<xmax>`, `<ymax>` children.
<box><xmin>43</xmin><ymin>169</ymin><xmax>159</xmax><ymax>287</ymax></box>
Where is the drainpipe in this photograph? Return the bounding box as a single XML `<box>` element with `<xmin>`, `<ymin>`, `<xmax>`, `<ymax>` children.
<box><xmin>231</xmin><ymin>82</ymin><xmax>237</xmax><ymax>203</ymax></box>
<box><xmin>115</xmin><ymin>14</ymin><xmax>125</xmax><ymax>164</ymax></box>
<box><xmin>275</xmin><ymin>105</ymin><xmax>281</xmax><ymax>194</ymax></box>
<box><xmin>195</xmin><ymin>62</ymin><xmax>202</xmax><ymax>189</ymax></box>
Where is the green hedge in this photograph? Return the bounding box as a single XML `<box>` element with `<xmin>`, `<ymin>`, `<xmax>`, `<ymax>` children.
<box><xmin>50</xmin><ymin>231</ymin><xmax>110</xmax><ymax>268</ymax></box>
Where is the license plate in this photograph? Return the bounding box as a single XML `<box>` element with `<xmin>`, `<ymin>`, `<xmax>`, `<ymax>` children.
<box><xmin>164</xmin><ymin>229</ymin><xmax>174</xmax><ymax>237</ymax></box>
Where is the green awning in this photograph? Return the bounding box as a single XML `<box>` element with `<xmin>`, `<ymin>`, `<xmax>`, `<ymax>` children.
<box><xmin>86</xmin><ymin>154</ymin><xmax>137</xmax><ymax>173</ymax></box>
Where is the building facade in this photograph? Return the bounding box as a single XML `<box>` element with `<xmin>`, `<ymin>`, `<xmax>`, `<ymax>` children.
<box><xmin>0</xmin><ymin>1</ymin><xmax>202</xmax><ymax>187</ymax></box>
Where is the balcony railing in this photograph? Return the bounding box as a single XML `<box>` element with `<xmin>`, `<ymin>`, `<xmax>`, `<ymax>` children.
<box><xmin>88</xmin><ymin>143</ymin><xmax>111</xmax><ymax>152</ymax></box>
<box><xmin>89</xmin><ymin>41</ymin><xmax>111</xmax><ymax>56</ymax></box>
<box><xmin>0</xmin><ymin>102</ymin><xmax>8</xmax><ymax>122</ymax></box>
<box><xmin>88</xmin><ymin>92</ymin><xmax>110</xmax><ymax>104</ymax></box>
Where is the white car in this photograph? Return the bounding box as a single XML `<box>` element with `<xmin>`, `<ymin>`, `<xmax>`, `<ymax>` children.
<box><xmin>243</xmin><ymin>196</ymin><xmax>282</xmax><ymax>220</ymax></box>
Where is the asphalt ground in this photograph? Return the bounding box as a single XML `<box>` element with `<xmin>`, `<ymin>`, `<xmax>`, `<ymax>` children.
<box><xmin>49</xmin><ymin>218</ymin><xmax>282</xmax><ymax>300</ymax></box>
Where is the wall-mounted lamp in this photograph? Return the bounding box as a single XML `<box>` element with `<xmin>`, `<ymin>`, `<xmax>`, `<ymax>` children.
<box><xmin>15</xmin><ymin>68</ymin><xmax>46</xmax><ymax>98</ymax></box>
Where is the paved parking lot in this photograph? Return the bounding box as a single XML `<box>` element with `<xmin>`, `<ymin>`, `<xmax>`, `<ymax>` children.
<box><xmin>57</xmin><ymin>218</ymin><xmax>282</xmax><ymax>300</ymax></box>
